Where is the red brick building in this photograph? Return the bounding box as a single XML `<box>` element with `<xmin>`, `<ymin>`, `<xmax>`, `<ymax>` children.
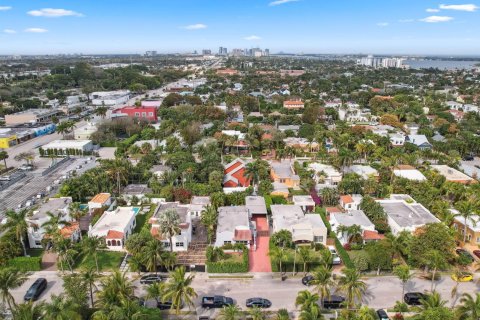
<box><xmin>112</xmin><ymin>106</ymin><xmax>158</xmax><ymax>122</ymax></box>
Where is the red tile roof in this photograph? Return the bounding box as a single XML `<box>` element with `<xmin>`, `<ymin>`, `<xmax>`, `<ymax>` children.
<box><xmin>233</xmin><ymin>229</ymin><xmax>252</xmax><ymax>241</ymax></box>
<box><xmin>340</xmin><ymin>195</ymin><xmax>354</xmax><ymax>204</ymax></box>
<box><xmin>363</xmin><ymin>230</ymin><xmax>384</xmax><ymax>241</ymax></box>
<box><xmin>60</xmin><ymin>222</ymin><xmax>79</xmax><ymax>238</ymax></box>
<box><xmin>106</xmin><ymin>230</ymin><xmax>124</xmax><ymax>239</ymax></box>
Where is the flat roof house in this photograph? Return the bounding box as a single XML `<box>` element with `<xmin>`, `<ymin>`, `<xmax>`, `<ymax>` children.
<box><xmin>42</xmin><ymin>140</ymin><xmax>93</xmax><ymax>155</ymax></box>
<box><xmin>122</xmin><ymin>184</ymin><xmax>152</xmax><ymax>199</ymax></box>
<box><xmin>271</xmin><ymin>205</ymin><xmax>327</xmax><ymax>245</ymax></box>
<box><xmin>26</xmin><ymin>197</ymin><xmax>79</xmax><ymax>249</ymax></box>
<box><xmin>270</xmin><ymin>160</ymin><xmax>300</xmax><ymax>197</ymax></box>
<box><xmin>344</xmin><ymin>165</ymin><xmax>379</xmax><ymax>180</ymax></box>
<box><xmin>329</xmin><ymin>210</ymin><xmax>377</xmax><ymax>245</ymax></box>
<box><xmin>245</xmin><ymin>196</ymin><xmax>268</xmax><ymax>215</ymax></box>
<box><xmin>214</xmin><ymin>206</ymin><xmax>252</xmax><ymax>247</ymax></box>
<box><xmin>150</xmin><ymin>202</ymin><xmax>192</xmax><ymax>252</ymax></box>
<box><xmin>292</xmin><ymin>195</ymin><xmax>316</xmax><ymax>213</ymax></box>
<box><xmin>393</xmin><ymin>165</ymin><xmax>427</xmax><ymax>181</ymax></box>
<box><xmin>308</xmin><ymin>163</ymin><xmax>343</xmax><ymax>186</ymax></box>
<box><xmin>376</xmin><ymin>197</ymin><xmax>439</xmax><ymax>235</ymax></box>
<box><xmin>430</xmin><ymin>165</ymin><xmax>476</xmax><ymax>185</ymax></box>
<box><xmin>189</xmin><ymin>196</ymin><xmax>211</xmax><ymax>217</ymax></box>
<box><xmin>88</xmin><ymin>206</ymin><xmax>137</xmax><ymax>251</ymax></box>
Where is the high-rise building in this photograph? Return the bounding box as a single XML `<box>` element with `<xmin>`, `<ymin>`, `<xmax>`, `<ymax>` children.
<box><xmin>357</xmin><ymin>55</ymin><xmax>404</xmax><ymax>69</ymax></box>
<box><xmin>202</xmin><ymin>49</ymin><xmax>212</xmax><ymax>55</ymax></box>
<box><xmin>218</xmin><ymin>47</ymin><xmax>228</xmax><ymax>55</ymax></box>
<box><xmin>145</xmin><ymin>51</ymin><xmax>157</xmax><ymax>57</ymax></box>
<box><xmin>264</xmin><ymin>49</ymin><xmax>270</xmax><ymax>56</ymax></box>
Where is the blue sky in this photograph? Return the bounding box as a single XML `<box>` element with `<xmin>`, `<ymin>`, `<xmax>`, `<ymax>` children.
<box><xmin>0</xmin><ymin>0</ymin><xmax>479</xmax><ymax>55</ymax></box>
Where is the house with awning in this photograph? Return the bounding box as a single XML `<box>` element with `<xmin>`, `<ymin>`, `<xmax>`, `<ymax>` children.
<box><xmin>271</xmin><ymin>205</ymin><xmax>327</xmax><ymax>245</ymax></box>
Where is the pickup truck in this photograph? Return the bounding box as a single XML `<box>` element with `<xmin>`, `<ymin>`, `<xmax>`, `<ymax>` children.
<box><xmin>201</xmin><ymin>295</ymin><xmax>234</xmax><ymax>309</ymax></box>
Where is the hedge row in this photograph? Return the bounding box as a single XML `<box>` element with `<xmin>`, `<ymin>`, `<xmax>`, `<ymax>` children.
<box><xmin>334</xmin><ymin>238</ymin><xmax>355</xmax><ymax>269</ymax></box>
<box><xmin>207</xmin><ymin>249</ymin><xmax>249</xmax><ymax>273</ymax></box>
<box><xmin>7</xmin><ymin>256</ymin><xmax>42</xmax><ymax>271</ymax></box>
<box><xmin>315</xmin><ymin>207</ymin><xmax>331</xmax><ymax>233</ymax></box>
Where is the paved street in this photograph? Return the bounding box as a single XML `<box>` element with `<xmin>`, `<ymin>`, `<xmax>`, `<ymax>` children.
<box><xmin>9</xmin><ymin>271</ymin><xmax>480</xmax><ymax>315</ymax></box>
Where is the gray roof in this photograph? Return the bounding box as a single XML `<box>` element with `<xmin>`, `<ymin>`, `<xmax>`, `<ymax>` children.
<box><xmin>217</xmin><ymin>206</ymin><xmax>250</xmax><ymax>234</ymax></box>
<box><xmin>330</xmin><ymin>210</ymin><xmax>373</xmax><ymax>228</ymax></box>
<box><xmin>270</xmin><ymin>160</ymin><xmax>300</xmax><ymax>180</ymax></box>
<box><xmin>245</xmin><ymin>196</ymin><xmax>267</xmax><ymax>215</ymax></box>
<box><xmin>153</xmin><ymin>202</ymin><xmax>189</xmax><ymax>223</ymax></box>
<box><xmin>30</xmin><ymin>197</ymin><xmax>72</xmax><ymax>220</ymax></box>
<box><xmin>377</xmin><ymin>200</ymin><xmax>439</xmax><ymax>228</ymax></box>
<box><xmin>150</xmin><ymin>165</ymin><xmax>171</xmax><ymax>173</ymax></box>
<box><xmin>122</xmin><ymin>184</ymin><xmax>152</xmax><ymax>195</ymax></box>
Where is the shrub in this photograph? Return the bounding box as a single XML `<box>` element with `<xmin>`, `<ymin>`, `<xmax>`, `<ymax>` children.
<box><xmin>315</xmin><ymin>207</ymin><xmax>331</xmax><ymax>233</ymax></box>
<box><xmin>207</xmin><ymin>248</ymin><xmax>248</xmax><ymax>273</ymax></box>
<box><xmin>335</xmin><ymin>238</ymin><xmax>355</xmax><ymax>269</ymax></box>
<box><xmin>351</xmin><ymin>253</ymin><xmax>369</xmax><ymax>272</ymax></box>
<box><xmin>7</xmin><ymin>256</ymin><xmax>42</xmax><ymax>271</ymax></box>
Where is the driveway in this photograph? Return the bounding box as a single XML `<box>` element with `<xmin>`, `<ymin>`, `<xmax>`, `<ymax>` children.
<box><xmin>249</xmin><ymin>216</ymin><xmax>272</xmax><ymax>272</ymax></box>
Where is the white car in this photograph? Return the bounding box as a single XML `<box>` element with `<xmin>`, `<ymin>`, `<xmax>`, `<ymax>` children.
<box><xmin>327</xmin><ymin>245</ymin><xmax>342</xmax><ymax>265</ymax></box>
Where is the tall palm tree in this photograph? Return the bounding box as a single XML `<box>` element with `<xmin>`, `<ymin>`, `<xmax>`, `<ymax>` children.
<box><xmin>162</xmin><ymin>266</ymin><xmax>197</xmax><ymax>314</ymax></box>
<box><xmin>298</xmin><ymin>306</ymin><xmax>324</xmax><ymax>320</ymax></box>
<box><xmin>69</xmin><ymin>202</ymin><xmax>87</xmax><ymax>240</ymax></box>
<box><xmin>0</xmin><ymin>150</ymin><xmax>8</xmax><ymax>169</ymax></box>
<box><xmin>0</xmin><ymin>209</ymin><xmax>30</xmax><ymax>256</ymax></box>
<box><xmin>269</xmin><ymin>247</ymin><xmax>288</xmax><ymax>275</ymax></box>
<box><xmin>146</xmin><ymin>282</ymin><xmax>164</xmax><ymax>304</ymax></box>
<box><xmin>141</xmin><ymin>238</ymin><xmax>164</xmax><ymax>274</ymax></box>
<box><xmin>249</xmin><ymin>306</ymin><xmax>265</xmax><ymax>320</ymax></box>
<box><xmin>42</xmin><ymin>294</ymin><xmax>81</xmax><ymax>320</ymax></box>
<box><xmin>96</xmin><ymin>271</ymin><xmax>135</xmax><ymax>309</ymax></box>
<box><xmin>41</xmin><ymin>211</ymin><xmax>71</xmax><ymax>237</ymax></box>
<box><xmin>295</xmin><ymin>290</ymin><xmax>320</xmax><ymax>312</ymax></box>
<box><xmin>81</xmin><ymin>267</ymin><xmax>99</xmax><ymax>307</ymax></box>
<box><xmin>11</xmin><ymin>301</ymin><xmax>45</xmax><ymax>320</ymax></box>
<box><xmin>0</xmin><ymin>268</ymin><xmax>29</xmax><ymax>310</ymax></box>
<box><xmin>423</xmin><ymin>249</ymin><xmax>448</xmax><ymax>292</ymax></box>
<box><xmin>81</xmin><ymin>236</ymin><xmax>107</xmax><ymax>273</ymax></box>
<box><xmin>451</xmin><ymin>267</ymin><xmax>465</xmax><ymax>308</ymax></box>
<box><xmin>337</xmin><ymin>268</ymin><xmax>367</xmax><ymax>309</ymax></box>
<box><xmin>218</xmin><ymin>304</ymin><xmax>241</xmax><ymax>320</ymax></box>
<box><xmin>454</xmin><ymin>200</ymin><xmax>479</xmax><ymax>244</ymax></box>
<box><xmin>458</xmin><ymin>292</ymin><xmax>480</xmax><ymax>320</ymax></box>
<box><xmin>393</xmin><ymin>265</ymin><xmax>412</xmax><ymax>301</ymax></box>
<box><xmin>94</xmin><ymin>106</ymin><xmax>108</xmax><ymax>119</ymax></box>
<box><xmin>419</xmin><ymin>291</ymin><xmax>447</xmax><ymax>311</ymax></box>
<box><xmin>275</xmin><ymin>309</ymin><xmax>290</xmax><ymax>320</ymax></box>
<box><xmin>157</xmin><ymin>208</ymin><xmax>180</xmax><ymax>252</ymax></box>
<box><xmin>201</xmin><ymin>205</ymin><xmax>218</xmax><ymax>244</ymax></box>
<box><xmin>162</xmin><ymin>251</ymin><xmax>177</xmax><ymax>271</ymax></box>
<box><xmin>297</xmin><ymin>246</ymin><xmax>313</xmax><ymax>275</ymax></box>
<box><xmin>101</xmin><ymin>159</ymin><xmax>130</xmax><ymax>195</ymax></box>
<box><xmin>311</xmin><ymin>266</ymin><xmax>334</xmax><ymax>309</ymax></box>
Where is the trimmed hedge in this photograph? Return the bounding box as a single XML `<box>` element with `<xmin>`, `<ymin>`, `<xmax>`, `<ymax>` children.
<box><xmin>334</xmin><ymin>238</ymin><xmax>355</xmax><ymax>269</ymax></box>
<box><xmin>207</xmin><ymin>249</ymin><xmax>249</xmax><ymax>273</ymax></box>
<box><xmin>7</xmin><ymin>256</ymin><xmax>42</xmax><ymax>271</ymax></box>
<box><xmin>315</xmin><ymin>207</ymin><xmax>331</xmax><ymax>233</ymax></box>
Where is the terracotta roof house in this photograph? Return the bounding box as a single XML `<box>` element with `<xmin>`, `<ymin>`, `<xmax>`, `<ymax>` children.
<box><xmin>88</xmin><ymin>193</ymin><xmax>112</xmax><ymax>211</ymax></box>
<box><xmin>223</xmin><ymin>158</ymin><xmax>251</xmax><ymax>188</ymax></box>
<box><xmin>283</xmin><ymin>100</ymin><xmax>305</xmax><ymax>110</ymax></box>
<box><xmin>216</xmin><ymin>68</ymin><xmax>239</xmax><ymax>76</ymax></box>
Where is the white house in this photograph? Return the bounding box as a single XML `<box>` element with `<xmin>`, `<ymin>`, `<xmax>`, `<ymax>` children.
<box><xmin>271</xmin><ymin>205</ymin><xmax>327</xmax><ymax>245</ymax></box>
<box><xmin>245</xmin><ymin>196</ymin><xmax>268</xmax><ymax>216</ymax></box>
<box><xmin>344</xmin><ymin>165</ymin><xmax>379</xmax><ymax>180</ymax></box>
<box><xmin>88</xmin><ymin>207</ymin><xmax>137</xmax><ymax>251</ymax></box>
<box><xmin>393</xmin><ymin>165</ymin><xmax>427</xmax><ymax>181</ymax></box>
<box><xmin>376</xmin><ymin>196</ymin><xmax>439</xmax><ymax>235</ymax></box>
<box><xmin>74</xmin><ymin>122</ymin><xmax>98</xmax><ymax>140</ymax></box>
<box><xmin>339</xmin><ymin>194</ymin><xmax>363</xmax><ymax>211</ymax></box>
<box><xmin>214</xmin><ymin>206</ymin><xmax>252</xmax><ymax>247</ymax></box>
<box><xmin>26</xmin><ymin>197</ymin><xmax>79</xmax><ymax>249</ymax></box>
<box><xmin>308</xmin><ymin>163</ymin><xmax>342</xmax><ymax>186</ymax></box>
<box><xmin>150</xmin><ymin>202</ymin><xmax>192</xmax><ymax>252</ymax></box>
<box><xmin>88</xmin><ymin>193</ymin><xmax>112</xmax><ymax>212</ymax></box>
<box><xmin>329</xmin><ymin>210</ymin><xmax>376</xmax><ymax>245</ymax></box>
<box><xmin>42</xmin><ymin>140</ymin><xmax>94</xmax><ymax>155</ymax></box>
<box><xmin>292</xmin><ymin>195</ymin><xmax>316</xmax><ymax>212</ymax></box>
<box><xmin>188</xmin><ymin>196</ymin><xmax>211</xmax><ymax>217</ymax></box>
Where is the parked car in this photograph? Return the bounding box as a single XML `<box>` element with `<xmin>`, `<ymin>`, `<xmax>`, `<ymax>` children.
<box><xmin>139</xmin><ymin>274</ymin><xmax>164</xmax><ymax>285</ymax></box>
<box><xmin>451</xmin><ymin>272</ymin><xmax>473</xmax><ymax>282</ymax></box>
<box><xmin>376</xmin><ymin>309</ymin><xmax>390</xmax><ymax>320</ymax></box>
<box><xmin>24</xmin><ymin>278</ymin><xmax>47</xmax><ymax>301</ymax></box>
<box><xmin>0</xmin><ymin>175</ymin><xmax>11</xmax><ymax>181</ymax></box>
<box><xmin>322</xmin><ymin>295</ymin><xmax>345</xmax><ymax>309</ymax></box>
<box><xmin>327</xmin><ymin>245</ymin><xmax>341</xmax><ymax>265</ymax></box>
<box><xmin>201</xmin><ymin>296</ymin><xmax>234</xmax><ymax>309</ymax></box>
<box><xmin>463</xmin><ymin>154</ymin><xmax>475</xmax><ymax>161</ymax></box>
<box><xmin>404</xmin><ymin>292</ymin><xmax>427</xmax><ymax>305</ymax></box>
<box><xmin>302</xmin><ymin>275</ymin><xmax>314</xmax><ymax>286</ymax></box>
<box><xmin>246</xmin><ymin>298</ymin><xmax>272</xmax><ymax>308</ymax></box>
<box><xmin>473</xmin><ymin>250</ymin><xmax>480</xmax><ymax>259</ymax></box>
<box><xmin>157</xmin><ymin>300</ymin><xmax>183</xmax><ymax>310</ymax></box>
<box><xmin>456</xmin><ymin>248</ymin><xmax>474</xmax><ymax>263</ymax></box>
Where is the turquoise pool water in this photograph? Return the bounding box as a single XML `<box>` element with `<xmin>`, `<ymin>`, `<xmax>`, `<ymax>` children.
<box><xmin>79</xmin><ymin>204</ymin><xmax>88</xmax><ymax>210</ymax></box>
<box><xmin>132</xmin><ymin>207</ymin><xmax>140</xmax><ymax>215</ymax></box>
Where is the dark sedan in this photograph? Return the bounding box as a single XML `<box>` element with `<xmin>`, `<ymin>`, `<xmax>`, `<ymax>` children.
<box><xmin>302</xmin><ymin>275</ymin><xmax>314</xmax><ymax>286</ymax></box>
<box><xmin>139</xmin><ymin>274</ymin><xmax>164</xmax><ymax>285</ymax></box>
<box><xmin>404</xmin><ymin>292</ymin><xmax>427</xmax><ymax>305</ymax></box>
<box><xmin>246</xmin><ymin>298</ymin><xmax>272</xmax><ymax>308</ymax></box>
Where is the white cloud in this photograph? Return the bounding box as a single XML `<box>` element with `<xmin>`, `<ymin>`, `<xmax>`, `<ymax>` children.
<box><xmin>269</xmin><ymin>0</ymin><xmax>299</xmax><ymax>6</ymax></box>
<box><xmin>24</xmin><ymin>28</ymin><xmax>48</xmax><ymax>33</ymax></box>
<box><xmin>244</xmin><ymin>35</ymin><xmax>261</xmax><ymax>40</ymax></box>
<box><xmin>3</xmin><ymin>29</ymin><xmax>16</xmax><ymax>34</ymax></box>
<box><xmin>439</xmin><ymin>4</ymin><xmax>479</xmax><ymax>11</ymax></box>
<box><xmin>377</xmin><ymin>22</ymin><xmax>389</xmax><ymax>27</ymax></box>
<box><xmin>27</xmin><ymin>8</ymin><xmax>83</xmax><ymax>17</ymax></box>
<box><xmin>0</xmin><ymin>6</ymin><xmax>12</xmax><ymax>11</ymax></box>
<box><xmin>181</xmin><ymin>23</ymin><xmax>207</xmax><ymax>30</ymax></box>
<box><xmin>420</xmin><ymin>15</ymin><xmax>454</xmax><ymax>23</ymax></box>
<box><xmin>426</xmin><ymin>8</ymin><xmax>440</xmax><ymax>12</ymax></box>
<box><xmin>399</xmin><ymin>19</ymin><xmax>414</xmax><ymax>23</ymax></box>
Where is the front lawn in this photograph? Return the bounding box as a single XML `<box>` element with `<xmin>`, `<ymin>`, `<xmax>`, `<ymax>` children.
<box><xmin>74</xmin><ymin>251</ymin><xmax>125</xmax><ymax>271</ymax></box>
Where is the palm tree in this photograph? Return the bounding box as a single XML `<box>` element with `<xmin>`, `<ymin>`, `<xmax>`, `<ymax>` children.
<box><xmin>162</xmin><ymin>266</ymin><xmax>197</xmax><ymax>314</ymax></box>
<box><xmin>42</xmin><ymin>294</ymin><xmax>81</xmax><ymax>320</ymax></box>
<box><xmin>146</xmin><ymin>282</ymin><xmax>164</xmax><ymax>304</ymax></box>
<box><xmin>320</xmin><ymin>188</ymin><xmax>338</xmax><ymax>206</ymax></box>
<box><xmin>298</xmin><ymin>306</ymin><xmax>324</xmax><ymax>320</ymax></box>
<box><xmin>454</xmin><ymin>200</ymin><xmax>479</xmax><ymax>244</ymax></box>
<box><xmin>451</xmin><ymin>267</ymin><xmax>464</xmax><ymax>308</ymax></box>
<box><xmin>95</xmin><ymin>106</ymin><xmax>108</xmax><ymax>119</ymax></box>
<box><xmin>393</xmin><ymin>265</ymin><xmax>412</xmax><ymax>301</ymax></box>
<box><xmin>419</xmin><ymin>291</ymin><xmax>447</xmax><ymax>311</ymax></box>
<box><xmin>101</xmin><ymin>159</ymin><xmax>130</xmax><ymax>195</ymax></box>
<box><xmin>201</xmin><ymin>205</ymin><xmax>218</xmax><ymax>244</ymax></box>
<box><xmin>423</xmin><ymin>249</ymin><xmax>448</xmax><ymax>292</ymax></box>
<box><xmin>295</xmin><ymin>290</ymin><xmax>320</xmax><ymax>312</ymax></box>
<box><xmin>337</xmin><ymin>268</ymin><xmax>367</xmax><ymax>309</ymax></box>
<box><xmin>14</xmin><ymin>152</ymin><xmax>35</xmax><ymax>166</ymax></box>
<box><xmin>141</xmin><ymin>238</ymin><xmax>164</xmax><ymax>274</ymax></box>
<box><xmin>0</xmin><ymin>150</ymin><xmax>8</xmax><ymax>169</ymax></box>
<box><xmin>218</xmin><ymin>304</ymin><xmax>241</xmax><ymax>320</ymax></box>
<box><xmin>269</xmin><ymin>247</ymin><xmax>288</xmax><ymax>275</ymax></box>
<box><xmin>0</xmin><ymin>209</ymin><xmax>29</xmax><ymax>256</ymax></box>
<box><xmin>249</xmin><ymin>306</ymin><xmax>265</xmax><ymax>320</ymax></box>
<box><xmin>81</xmin><ymin>236</ymin><xmax>106</xmax><ymax>273</ymax></box>
<box><xmin>311</xmin><ymin>266</ymin><xmax>334</xmax><ymax>309</ymax></box>
<box><xmin>458</xmin><ymin>292</ymin><xmax>480</xmax><ymax>320</ymax></box>
<box><xmin>81</xmin><ymin>267</ymin><xmax>99</xmax><ymax>307</ymax></box>
<box><xmin>356</xmin><ymin>306</ymin><xmax>377</xmax><ymax>320</ymax></box>
<box><xmin>0</xmin><ymin>268</ymin><xmax>29</xmax><ymax>310</ymax></box>
<box><xmin>11</xmin><ymin>302</ymin><xmax>45</xmax><ymax>320</ymax></box>
<box><xmin>298</xmin><ymin>246</ymin><xmax>313</xmax><ymax>275</ymax></box>
<box><xmin>96</xmin><ymin>271</ymin><xmax>135</xmax><ymax>309</ymax></box>
<box><xmin>69</xmin><ymin>202</ymin><xmax>86</xmax><ymax>240</ymax></box>
<box><xmin>275</xmin><ymin>309</ymin><xmax>290</xmax><ymax>320</ymax></box>
<box><xmin>41</xmin><ymin>211</ymin><xmax>71</xmax><ymax>237</ymax></box>
<box><xmin>157</xmin><ymin>208</ymin><xmax>180</xmax><ymax>252</ymax></box>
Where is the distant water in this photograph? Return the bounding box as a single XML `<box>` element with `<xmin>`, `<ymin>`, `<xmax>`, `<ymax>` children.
<box><xmin>405</xmin><ymin>59</ymin><xmax>480</xmax><ymax>70</ymax></box>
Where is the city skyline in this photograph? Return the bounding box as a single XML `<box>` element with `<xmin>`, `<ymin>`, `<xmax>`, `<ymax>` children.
<box><xmin>0</xmin><ymin>0</ymin><xmax>480</xmax><ymax>55</ymax></box>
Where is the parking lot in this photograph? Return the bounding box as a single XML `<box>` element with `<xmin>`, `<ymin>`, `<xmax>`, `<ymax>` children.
<box><xmin>0</xmin><ymin>156</ymin><xmax>98</xmax><ymax>215</ymax></box>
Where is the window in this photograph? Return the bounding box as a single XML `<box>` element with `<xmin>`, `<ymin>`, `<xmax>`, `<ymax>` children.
<box><xmin>224</xmin><ymin>241</ymin><xmax>232</xmax><ymax>245</ymax></box>
<box><xmin>163</xmin><ymin>242</ymin><xmax>170</xmax><ymax>248</ymax></box>
<box><xmin>175</xmin><ymin>242</ymin><xmax>184</xmax><ymax>247</ymax></box>
<box><xmin>107</xmin><ymin>240</ymin><xmax>112</xmax><ymax>246</ymax></box>
<box><xmin>314</xmin><ymin>236</ymin><xmax>324</xmax><ymax>243</ymax></box>
<box><xmin>149</xmin><ymin>112</ymin><xmax>154</xmax><ymax>116</ymax></box>
<box><xmin>135</xmin><ymin>112</ymin><xmax>140</xmax><ymax>117</ymax></box>
<box><xmin>35</xmin><ymin>241</ymin><xmax>42</xmax><ymax>246</ymax></box>
<box><xmin>142</xmin><ymin>112</ymin><xmax>147</xmax><ymax>117</ymax></box>
<box><xmin>279</xmin><ymin>178</ymin><xmax>285</xmax><ymax>183</ymax></box>
<box><xmin>476</xmin><ymin>237</ymin><xmax>480</xmax><ymax>243</ymax></box>
<box><xmin>236</xmin><ymin>241</ymin><xmax>248</xmax><ymax>245</ymax></box>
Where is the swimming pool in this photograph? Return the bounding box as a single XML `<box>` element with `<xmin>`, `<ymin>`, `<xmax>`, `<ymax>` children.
<box><xmin>132</xmin><ymin>207</ymin><xmax>140</xmax><ymax>215</ymax></box>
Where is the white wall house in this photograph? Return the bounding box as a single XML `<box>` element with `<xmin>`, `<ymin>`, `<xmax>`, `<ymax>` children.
<box><xmin>339</xmin><ymin>194</ymin><xmax>363</xmax><ymax>211</ymax></box>
<box><xmin>329</xmin><ymin>210</ymin><xmax>376</xmax><ymax>245</ymax></box>
<box><xmin>308</xmin><ymin>163</ymin><xmax>342</xmax><ymax>186</ymax></box>
<box><xmin>88</xmin><ymin>193</ymin><xmax>112</xmax><ymax>212</ymax></box>
<box><xmin>214</xmin><ymin>206</ymin><xmax>252</xmax><ymax>247</ymax></box>
<box><xmin>188</xmin><ymin>196</ymin><xmax>211</xmax><ymax>217</ymax></box>
<box><xmin>88</xmin><ymin>207</ymin><xmax>136</xmax><ymax>251</ymax></box>
<box><xmin>149</xmin><ymin>202</ymin><xmax>192</xmax><ymax>252</ymax></box>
